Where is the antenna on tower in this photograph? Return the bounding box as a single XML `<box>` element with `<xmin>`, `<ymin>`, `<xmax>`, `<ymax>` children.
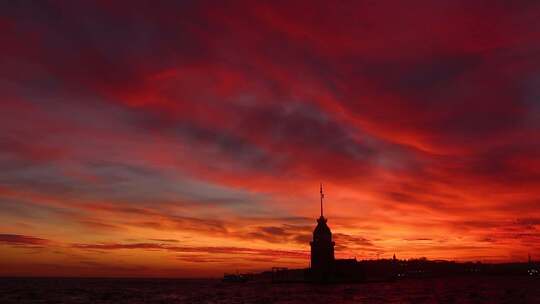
<box><xmin>320</xmin><ymin>183</ymin><xmax>324</xmax><ymax>218</ymax></box>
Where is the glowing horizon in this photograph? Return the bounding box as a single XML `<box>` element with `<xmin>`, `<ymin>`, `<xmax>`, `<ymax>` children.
<box><xmin>1</xmin><ymin>1</ymin><xmax>540</xmax><ymax>277</ymax></box>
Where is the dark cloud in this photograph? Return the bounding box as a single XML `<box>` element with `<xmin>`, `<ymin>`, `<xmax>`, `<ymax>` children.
<box><xmin>333</xmin><ymin>233</ymin><xmax>374</xmax><ymax>248</ymax></box>
<box><xmin>72</xmin><ymin>243</ymin><xmax>164</xmax><ymax>250</ymax></box>
<box><xmin>0</xmin><ymin>234</ymin><xmax>50</xmax><ymax>246</ymax></box>
<box><xmin>149</xmin><ymin>239</ymin><xmax>179</xmax><ymax>243</ymax></box>
<box><xmin>78</xmin><ymin>220</ymin><xmax>122</xmax><ymax>231</ymax></box>
<box><xmin>244</xmin><ymin>225</ymin><xmax>312</xmax><ymax>245</ymax></box>
<box><xmin>360</xmin><ymin>53</ymin><xmax>483</xmax><ymax>94</ymax></box>
<box><xmin>516</xmin><ymin>218</ymin><xmax>540</xmax><ymax>226</ymax></box>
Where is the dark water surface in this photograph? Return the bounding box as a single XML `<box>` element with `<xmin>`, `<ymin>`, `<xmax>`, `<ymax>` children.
<box><xmin>1</xmin><ymin>276</ymin><xmax>538</xmax><ymax>303</ymax></box>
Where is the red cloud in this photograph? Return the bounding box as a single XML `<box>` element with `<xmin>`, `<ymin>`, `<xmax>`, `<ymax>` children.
<box><xmin>1</xmin><ymin>1</ymin><xmax>540</xmax><ymax>276</ymax></box>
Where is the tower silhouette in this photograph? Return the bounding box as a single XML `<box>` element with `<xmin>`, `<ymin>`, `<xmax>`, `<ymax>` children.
<box><xmin>310</xmin><ymin>184</ymin><xmax>335</xmax><ymax>277</ymax></box>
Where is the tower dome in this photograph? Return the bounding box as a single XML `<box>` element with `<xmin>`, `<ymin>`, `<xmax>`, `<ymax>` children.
<box><xmin>313</xmin><ymin>216</ymin><xmax>332</xmax><ymax>242</ymax></box>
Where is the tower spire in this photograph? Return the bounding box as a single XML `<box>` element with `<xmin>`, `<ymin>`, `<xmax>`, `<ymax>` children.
<box><xmin>320</xmin><ymin>183</ymin><xmax>324</xmax><ymax>218</ymax></box>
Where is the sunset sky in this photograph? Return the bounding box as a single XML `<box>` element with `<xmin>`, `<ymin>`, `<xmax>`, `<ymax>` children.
<box><xmin>1</xmin><ymin>1</ymin><xmax>540</xmax><ymax>277</ymax></box>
